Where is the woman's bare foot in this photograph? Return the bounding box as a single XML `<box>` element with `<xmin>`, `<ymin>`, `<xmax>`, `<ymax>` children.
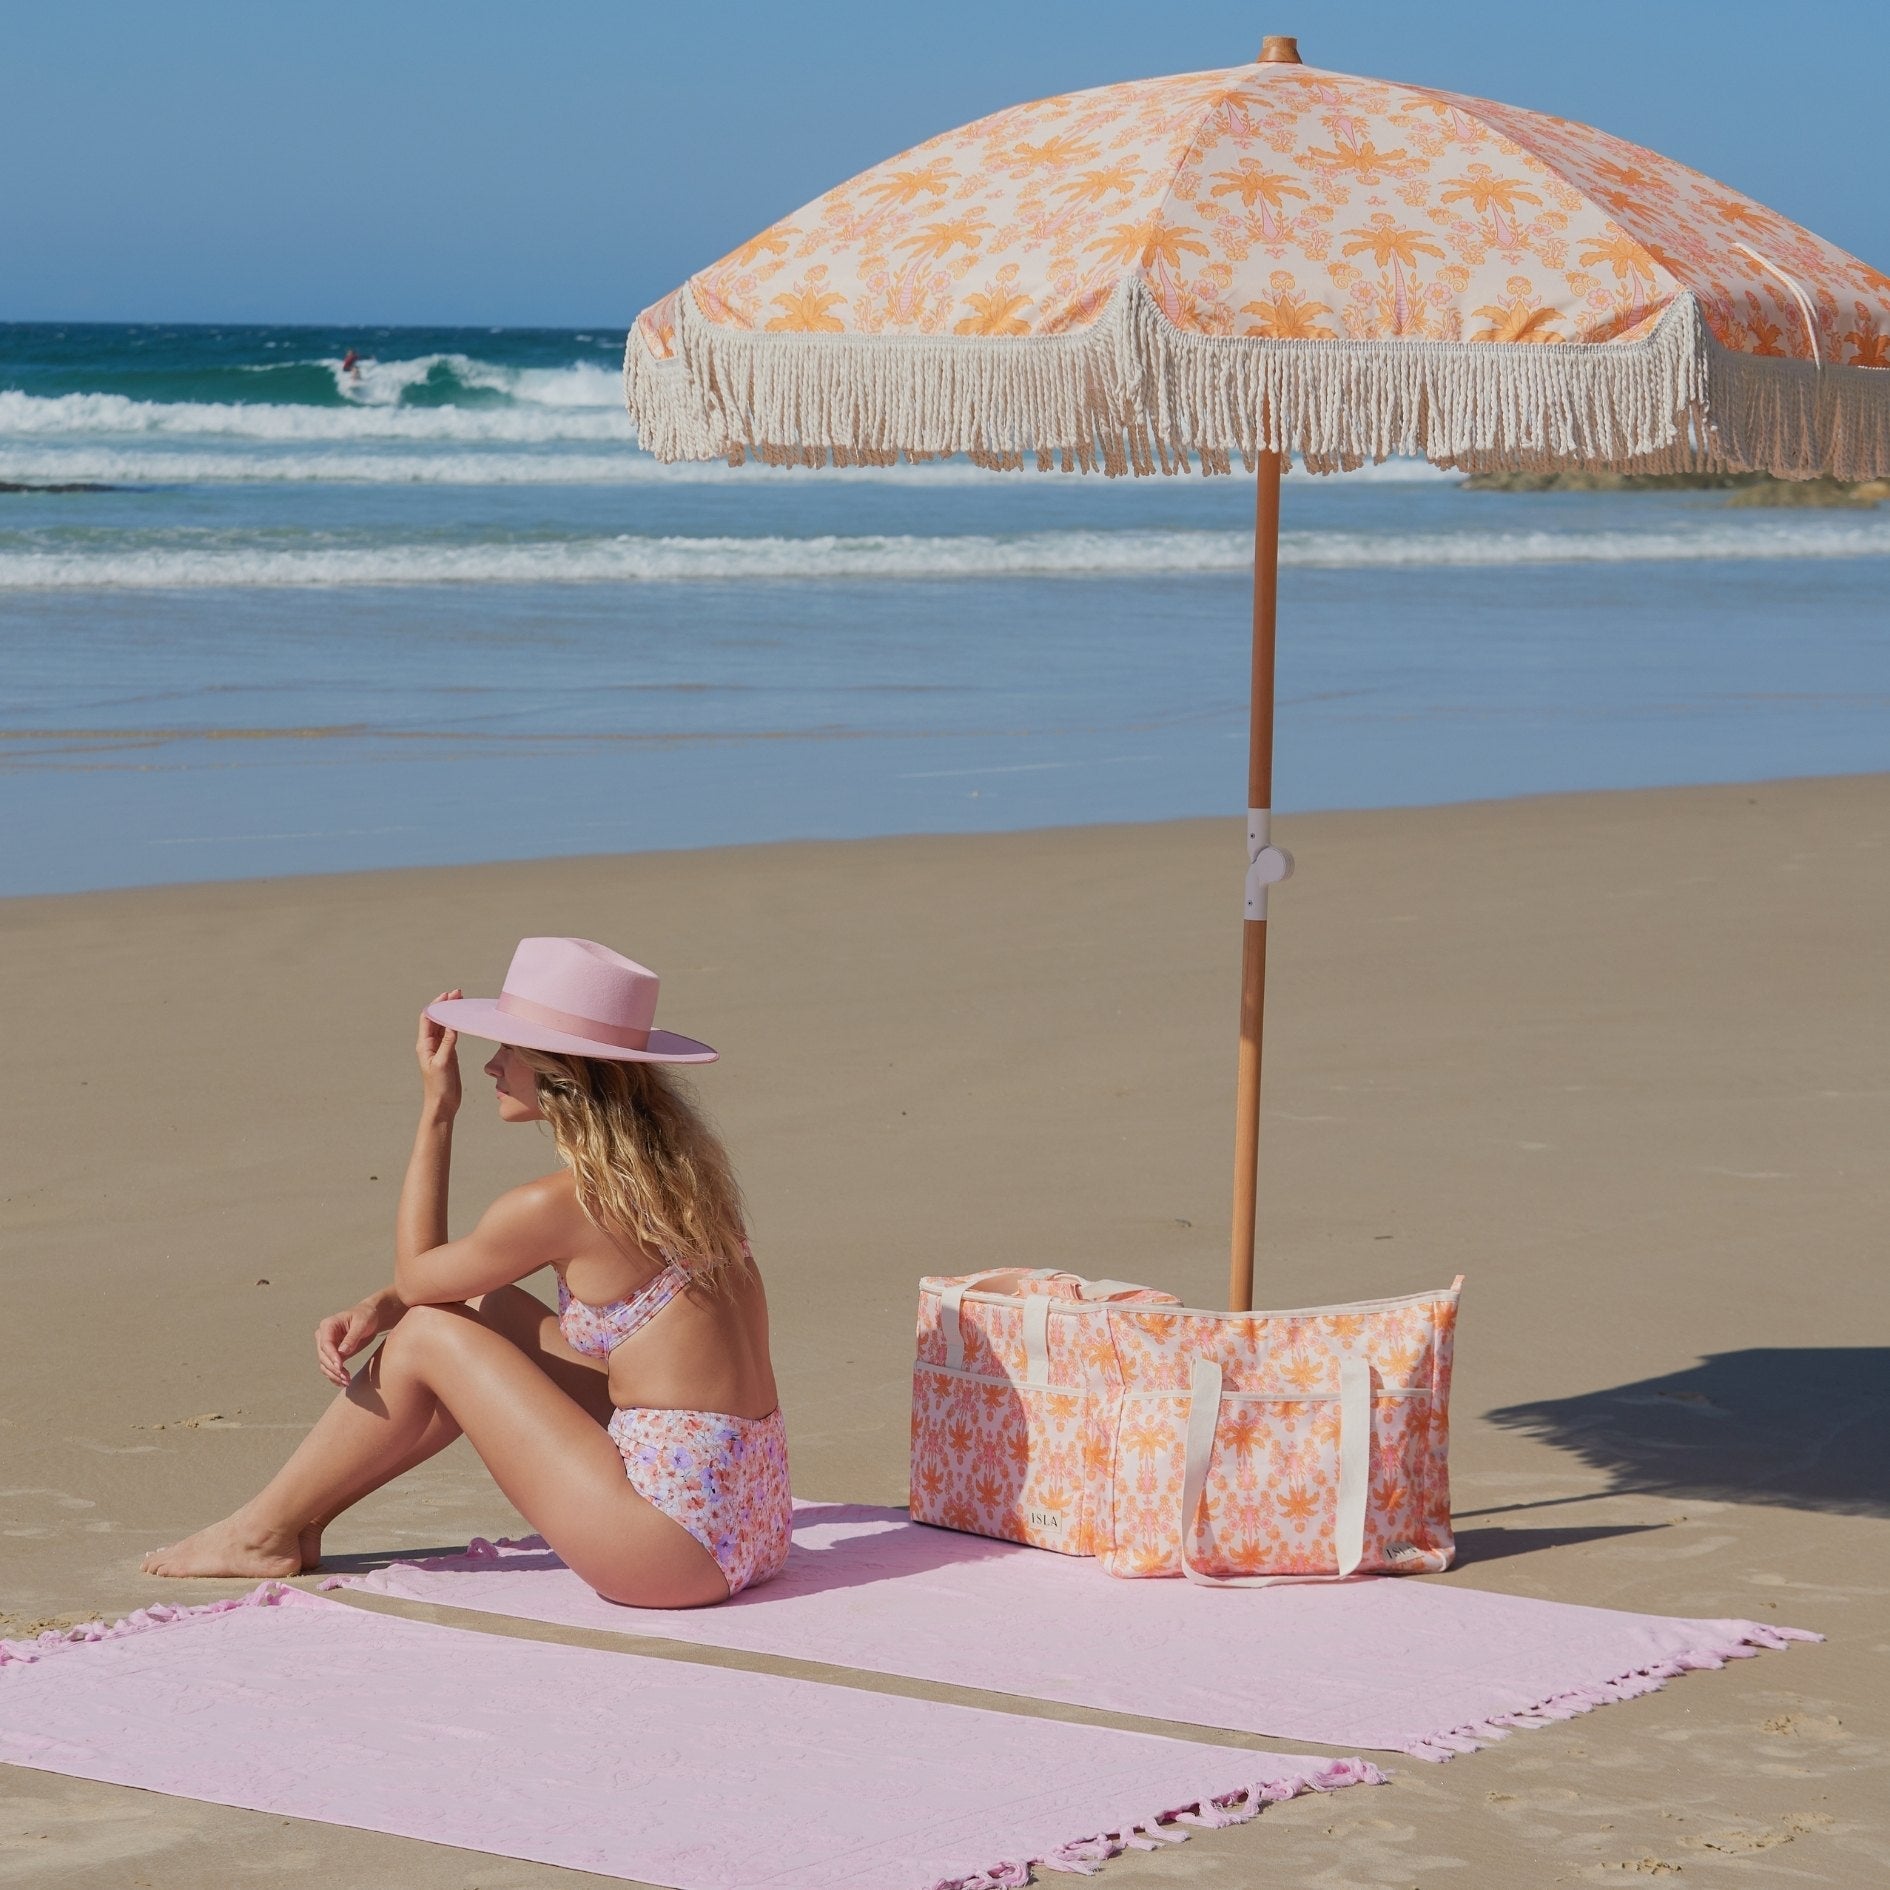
<box><xmin>141</xmin><ymin>1512</ymin><xmax>303</xmax><ymax>1580</ymax></box>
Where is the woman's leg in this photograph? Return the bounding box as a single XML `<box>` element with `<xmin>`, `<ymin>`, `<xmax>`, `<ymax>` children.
<box><xmin>293</xmin><ymin>1285</ymin><xmax>613</xmax><ymax>1566</ymax></box>
<box><xmin>145</xmin><ymin>1303</ymin><xmax>725</xmax><ymax>1606</ymax></box>
<box><xmin>142</xmin><ymin>1327</ymin><xmax>470</xmax><ymax>1581</ymax></box>
<box><xmin>145</xmin><ymin>1285</ymin><xmax>611</xmax><ymax>1579</ymax></box>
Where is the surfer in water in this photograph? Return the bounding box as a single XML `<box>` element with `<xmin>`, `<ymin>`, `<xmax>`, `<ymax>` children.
<box><xmin>341</xmin><ymin>348</ymin><xmax>363</xmax><ymax>385</ymax></box>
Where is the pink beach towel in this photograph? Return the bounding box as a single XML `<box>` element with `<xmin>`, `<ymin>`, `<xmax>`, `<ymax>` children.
<box><xmin>0</xmin><ymin>1585</ymin><xmax>1379</xmax><ymax>1889</ymax></box>
<box><xmin>333</xmin><ymin>1503</ymin><xmax>1818</xmax><ymax>1761</ymax></box>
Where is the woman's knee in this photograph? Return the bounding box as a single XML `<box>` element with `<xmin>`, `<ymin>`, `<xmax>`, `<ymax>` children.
<box><xmin>382</xmin><ymin>1301</ymin><xmax>479</xmax><ymax>1368</ymax></box>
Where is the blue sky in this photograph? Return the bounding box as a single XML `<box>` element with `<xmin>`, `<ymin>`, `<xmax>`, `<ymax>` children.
<box><xmin>7</xmin><ymin>0</ymin><xmax>1886</xmax><ymax>326</ymax></box>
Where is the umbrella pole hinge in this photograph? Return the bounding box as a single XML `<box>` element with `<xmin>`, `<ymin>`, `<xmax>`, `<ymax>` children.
<box><xmin>1245</xmin><ymin>808</ymin><xmax>1294</xmax><ymax>920</ymax></box>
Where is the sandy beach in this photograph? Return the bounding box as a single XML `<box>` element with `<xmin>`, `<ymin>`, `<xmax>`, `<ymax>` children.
<box><xmin>3</xmin><ymin>773</ymin><xmax>1886</xmax><ymax>1887</ymax></box>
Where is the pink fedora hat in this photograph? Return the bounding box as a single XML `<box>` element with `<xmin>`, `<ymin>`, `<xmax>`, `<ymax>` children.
<box><xmin>425</xmin><ymin>937</ymin><xmax>716</xmax><ymax>1064</ymax></box>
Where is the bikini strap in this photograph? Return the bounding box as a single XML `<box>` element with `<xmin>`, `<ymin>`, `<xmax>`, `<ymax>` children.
<box><xmin>611</xmin><ymin>1260</ymin><xmax>691</xmax><ymax>1342</ymax></box>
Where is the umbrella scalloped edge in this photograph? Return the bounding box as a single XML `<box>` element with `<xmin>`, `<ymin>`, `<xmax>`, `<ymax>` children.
<box><xmin>624</xmin><ymin>279</ymin><xmax>1890</xmax><ymax>481</ymax></box>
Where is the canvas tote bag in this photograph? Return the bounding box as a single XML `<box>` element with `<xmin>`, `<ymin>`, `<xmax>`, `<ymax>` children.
<box><xmin>911</xmin><ymin>1269</ymin><xmax>1462</xmax><ymax>1579</ymax></box>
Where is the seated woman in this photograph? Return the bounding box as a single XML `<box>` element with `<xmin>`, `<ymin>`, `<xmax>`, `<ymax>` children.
<box><xmin>142</xmin><ymin>937</ymin><xmax>789</xmax><ymax>1608</ymax></box>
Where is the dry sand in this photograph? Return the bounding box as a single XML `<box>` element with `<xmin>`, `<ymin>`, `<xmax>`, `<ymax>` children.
<box><xmin>3</xmin><ymin>775</ymin><xmax>1886</xmax><ymax>1888</ymax></box>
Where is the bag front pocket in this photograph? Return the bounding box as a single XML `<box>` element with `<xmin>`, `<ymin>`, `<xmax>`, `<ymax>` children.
<box><xmin>1102</xmin><ymin>1362</ymin><xmax>1435</xmax><ymax>1579</ymax></box>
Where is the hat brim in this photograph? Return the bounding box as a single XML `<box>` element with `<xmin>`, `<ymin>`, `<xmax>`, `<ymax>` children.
<box><xmin>424</xmin><ymin>997</ymin><xmax>717</xmax><ymax>1064</ymax></box>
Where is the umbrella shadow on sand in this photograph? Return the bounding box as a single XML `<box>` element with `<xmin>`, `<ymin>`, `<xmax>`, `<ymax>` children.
<box><xmin>1479</xmin><ymin>1348</ymin><xmax>1890</xmax><ymax>1519</ymax></box>
<box><xmin>1451</xmin><ymin>1523</ymin><xmax>1667</xmax><ymax>1564</ymax></box>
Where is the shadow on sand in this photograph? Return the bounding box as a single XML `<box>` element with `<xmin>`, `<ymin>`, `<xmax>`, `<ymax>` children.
<box><xmin>1452</xmin><ymin>1523</ymin><xmax>1666</xmax><ymax>1563</ymax></box>
<box><xmin>319</xmin><ymin>1505</ymin><xmax>1026</xmax><ymax>1602</ymax></box>
<box><xmin>1481</xmin><ymin>1347</ymin><xmax>1890</xmax><ymax>1519</ymax></box>
<box><xmin>313</xmin><ymin>1545</ymin><xmax>482</xmax><ymax>1578</ymax></box>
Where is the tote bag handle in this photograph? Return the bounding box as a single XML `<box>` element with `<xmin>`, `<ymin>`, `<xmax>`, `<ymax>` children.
<box><xmin>938</xmin><ymin>1271</ymin><xmax>1047</xmax><ymax>1367</ymax></box>
<box><xmin>937</xmin><ymin>1271</ymin><xmax>1153</xmax><ymax>1374</ymax></box>
<box><xmin>1178</xmin><ymin>1356</ymin><xmax>1372</xmax><ymax>1587</ymax></box>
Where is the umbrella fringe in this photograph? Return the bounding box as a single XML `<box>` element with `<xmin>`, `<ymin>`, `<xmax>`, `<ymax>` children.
<box><xmin>623</xmin><ymin>280</ymin><xmax>1890</xmax><ymax>481</ymax></box>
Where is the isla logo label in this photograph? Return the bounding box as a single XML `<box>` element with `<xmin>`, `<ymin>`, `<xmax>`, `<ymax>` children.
<box><xmin>1026</xmin><ymin>1508</ymin><xmax>1064</xmax><ymax>1534</ymax></box>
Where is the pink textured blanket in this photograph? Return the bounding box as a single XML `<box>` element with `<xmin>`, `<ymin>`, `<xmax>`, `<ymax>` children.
<box><xmin>334</xmin><ymin>1503</ymin><xmax>1818</xmax><ymax>1761</ymax></box>
<box><xmin>0</xmin><ymin>1585</ymin><xmax>1378</xmax><ymax>1888</ymax></box>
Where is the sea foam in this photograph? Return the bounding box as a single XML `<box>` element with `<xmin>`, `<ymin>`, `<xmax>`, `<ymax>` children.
<box><xmin>3</xmin><ymin>520</ymin><xmax>1887</xmax><ymax>589</ymax></box>
<box><xmin>0</xmin><ymin>388</ymin><xmax>633</xmax><ymax>445</ymax></box>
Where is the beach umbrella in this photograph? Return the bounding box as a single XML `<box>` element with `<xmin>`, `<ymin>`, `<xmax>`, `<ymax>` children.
<box><xmin>623</xmin><ymin>38</ymin><xmax>1890</xmax><ymax>1312</ymax></box>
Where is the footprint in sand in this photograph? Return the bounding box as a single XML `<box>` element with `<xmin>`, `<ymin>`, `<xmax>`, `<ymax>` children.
<box><xmin>1761</xmin><ymin>1712</ymin><xmax>1846</xmax><ymax>1740</ymax></box>
<box><xmin>0</xmin><ymin>1488</ymin><xmax>96</xmax><ymax>1510</ymax></box>
<box><xmin>1687</xmin><ymin>1810</ymin><xmax>1834</xmax><ymax>1853</ymax></box>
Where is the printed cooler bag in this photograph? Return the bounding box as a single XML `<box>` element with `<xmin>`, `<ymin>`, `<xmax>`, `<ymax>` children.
<box><xmin>910</xmin><ymin>1268</ymin><xmax>1462</xmax><ymax>1580</ymax></box>
<box><xmin>910</xmin><ymin>1269</ymin><xmax>1179</xmax><ymax>1554</ymax></box>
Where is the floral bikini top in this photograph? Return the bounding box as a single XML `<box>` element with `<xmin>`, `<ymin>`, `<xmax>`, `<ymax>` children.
<box><xmin>556</xmin><ymin>1260</ymin><xmax>690</xmax><ymax>1359</ymax></box>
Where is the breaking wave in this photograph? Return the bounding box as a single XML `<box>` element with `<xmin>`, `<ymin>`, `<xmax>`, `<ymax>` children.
<box><xmin>0</xmin><ymin>384</ymin><xmax>631</xmax><ymax>445</ymax></box>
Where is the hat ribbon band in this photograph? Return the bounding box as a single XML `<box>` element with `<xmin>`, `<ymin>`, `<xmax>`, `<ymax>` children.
<box><xmin>497</xmin><ymin>990</ymin><xmax>653</xmax><ymax>1051</ymax></box>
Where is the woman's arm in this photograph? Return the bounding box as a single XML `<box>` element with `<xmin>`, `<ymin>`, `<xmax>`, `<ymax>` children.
<box><xmin>398</xmin><ymin>989</ymin><xmax>463</xmax><ymax>1264</ymax></box>
<box><xmin>389</xmin><ymin>991</ymin><xmax>568</xmax><ymax>1305</ymax></box>
<box><xmin>394</xmin><ymin>1176</ymin><xmax>569</xmax><ymax>1306</ymax></box>
<box><xmin>312</xmin><ymin>989</ymin><xmax>489</xmax><ymax>1386</ymax></box>
<box><xmin>315</xmin><ymin>1288</ymin><xmax>407</xmax><ymax>1387</ymax></box>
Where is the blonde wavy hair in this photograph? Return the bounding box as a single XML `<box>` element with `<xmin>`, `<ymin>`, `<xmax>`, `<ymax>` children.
<box><xmin>517</xmin><ymin>1050</ymin><xmax>747</xmax><ymax>1289</ymax></box>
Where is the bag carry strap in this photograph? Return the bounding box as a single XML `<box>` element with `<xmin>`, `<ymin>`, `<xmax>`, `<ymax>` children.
<box><xmin>937</xmin><ymin>1270</ymin><xmax>1144</xmax><ymax>1373</ymax></box>
<box><xmin>1179</xmin><ymin>1356</ymin><xmax>1372</xmax><ymax>1587</ymax></box>
<box><xmin>939</xmin><ymin>1285</ymin><xmax>1057</xmax><ymax>1384</ymax></box>
<box><xmin>937</xmin><ymin>1271</ymin><xmax>1058</xmax><ymax>1371</ymax></box>
<box><xmin>1020</xmin><ymin>1295</ymin><xmax>1052</xmax><ymax>1387</ymax></box>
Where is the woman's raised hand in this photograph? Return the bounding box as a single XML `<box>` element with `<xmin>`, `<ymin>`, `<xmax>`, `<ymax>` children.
<box><xmin>314</xmin><ymin>1289</ymin><xmax>405</xmax><ymax>1388</ymax></box>
<box><xmin>417</xmin><ymin>988</ymin><xmax>463</xmax><ymax>1117</ymax></box>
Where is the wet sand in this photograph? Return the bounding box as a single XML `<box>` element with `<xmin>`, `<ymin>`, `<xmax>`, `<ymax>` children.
<box><xmin>3</xmin><ymin>775</ymin><xmax>1886</xmax><ymax>1887</ymax></box>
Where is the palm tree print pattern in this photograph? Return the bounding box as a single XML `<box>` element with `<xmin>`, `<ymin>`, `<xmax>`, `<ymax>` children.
<box><xmin>636</xmin><ymin>64</ymin><xmax>1888</xmax><ymax>371</ymax></box>
<box><xmin>910</xmin><ymin>1273</ymin><xmax>1460</xmax><ymax>1579</ymax></box>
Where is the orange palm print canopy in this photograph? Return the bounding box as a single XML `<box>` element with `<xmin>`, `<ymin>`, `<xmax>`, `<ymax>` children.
<box><xmin>626</xmin><ymin>60</ymin><xmax>1888</xmax><ymax>478</ymax></box>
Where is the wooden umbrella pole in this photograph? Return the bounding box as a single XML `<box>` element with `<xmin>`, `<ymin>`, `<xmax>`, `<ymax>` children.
<box><xmin>1227</xmin><ymin>32</ymin><xmax>1305</xmax><ymax>1313</ymax></box>
<box><xmin>1228</xmin><ymin>449</ymin><xmax>1290</xmax><ymax>1313</ymax></box>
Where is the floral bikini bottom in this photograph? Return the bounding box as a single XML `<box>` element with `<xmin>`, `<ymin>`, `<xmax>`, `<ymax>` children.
<box><xmin>608</xmin><ymin>1404</ymin><xmax>792</xmax><ymax>1598</ymax></box>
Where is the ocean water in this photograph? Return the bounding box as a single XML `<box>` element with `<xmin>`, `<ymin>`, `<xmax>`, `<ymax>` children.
<box><xmin>3</xmin><ymin>321</ymin><xmax>1886</xmax><ymax>897</ymax></box>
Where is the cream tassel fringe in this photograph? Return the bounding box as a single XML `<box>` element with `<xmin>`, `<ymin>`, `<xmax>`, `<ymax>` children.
<box><xmin>624</xmin><ymin>279</ymin><xmax>1890</xmax><ymax>482</ymax></box>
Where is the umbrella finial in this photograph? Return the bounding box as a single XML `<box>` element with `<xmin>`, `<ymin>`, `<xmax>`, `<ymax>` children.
<box><xmin>1257</xmin><ymin>35</ymin><xmax>1302</xmax><ymax>63</ymax></box>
